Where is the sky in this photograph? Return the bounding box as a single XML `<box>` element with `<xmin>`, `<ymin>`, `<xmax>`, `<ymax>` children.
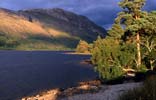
<box><xmin>0</xmin><ymin>0</ymin><xmax>156</xmax><ymax>29</ymax></box>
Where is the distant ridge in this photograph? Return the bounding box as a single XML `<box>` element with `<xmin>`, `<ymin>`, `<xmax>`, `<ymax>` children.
<box><xmin>0</xmin><ymin>8</ymin><xmax>106</xmax><ymax>50</ymax></box>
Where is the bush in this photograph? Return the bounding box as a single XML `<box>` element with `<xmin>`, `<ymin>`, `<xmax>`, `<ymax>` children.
<box><xmin>120</xmin><ymin>75</ymin><xmax>156</xmax><ymax>100</ymax></box>
<box><xmin>76</xmin><ymin>40</ymin><xmax>91</xmax><ymax>53</ymax></box>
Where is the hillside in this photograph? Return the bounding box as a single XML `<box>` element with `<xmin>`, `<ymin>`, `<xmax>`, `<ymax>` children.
<box><xmin>0</xmin><ymin>8</ymin><xmax>106</xmax><ymax>50</ymax></box>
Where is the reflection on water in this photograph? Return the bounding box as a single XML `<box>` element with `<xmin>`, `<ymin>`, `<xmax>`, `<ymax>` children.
<box><xmin>0</xmin><ymin>51</ymin><xmax>97</xmax><ymax>100</ymax></box>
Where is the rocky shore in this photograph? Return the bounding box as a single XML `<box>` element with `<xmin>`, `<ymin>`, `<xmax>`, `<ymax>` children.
<box><xmin>59</xmin><ymin>82</ymin><xmax>141</xmax><ymax>100</ymax></box>
<box><xmin>22</xmin><ymin>81</ymin><xmax>141</xmax><ymax>100</ymax></box>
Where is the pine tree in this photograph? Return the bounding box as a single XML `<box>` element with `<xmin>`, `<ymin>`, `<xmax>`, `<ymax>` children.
<box><xmin>116</xmin><ymin>0</ymin><xmax>146</xmax><ymax>69</ymax></box>
<box><xmin>91</xmin><ymin>0</ymin><xmax>156</xmax><ymax>80</ymax></box>
<box><xmin>110</xmin><ymin>0</ymin><xmax>156</xmax><ymax>70</ymax></box>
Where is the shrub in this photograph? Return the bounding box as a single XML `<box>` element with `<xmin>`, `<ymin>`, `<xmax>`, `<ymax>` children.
<box><xmin>76</xmin><ymin>40</ymin><xmax>90</xmax><ymax>53</ymax></box>
<box><xmin>119</xmin><ymin>75</ymin><xmax>156</xmax><ymax>100</ymax></box>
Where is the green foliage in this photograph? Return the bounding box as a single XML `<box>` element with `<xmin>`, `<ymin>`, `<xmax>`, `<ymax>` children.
<box><xmin>117</xmin><ymin>0</ymin><xmax>149</xmax><ymax>37</ymax></box>
<box><xmin>116</xmin><ymin>0</ymin><xmax>156</xmax><ymax>70</ymax></box>
<box><xmin>119</xmin><ymin>43</ymin><xmax>137</xmax><ymax>69</ymax></box>
<box><xmin>119</xmin><ymin>0</ymin><xmax>145</xmax><ymax>17</ymax></box>
<box><xmin>91</xmin><ymin>37</ymin><xmax>124</xmax><ymax>80</ymax></box>
<box><xmin>91</xmin><ymin>36</ymin><xmax>103</xmax><ymax>65</ymax></box>
<box><xmin>0</xmin><ymin>36</ymin><xmax>7</xmax><ymax>46</ymax></box>
<box><xmin>16</xmin><ymin>36</ymin><xmax>79</xmax><ymax>50</ymax></box>
<box><xmin>120</xmin><ymin>75</ymin><xmax>156</xmax><ymax>100</ymax></box>
<box><xmin>141</xmin><ymin>36</ymin><xmax>156</xmax><ymax>70</ymax></box>
<box><xmin>91</xmin><ymin>0</ymin><xmax>156</xmax><ymax>81</ymax></box>
<box><xmin>76</xmin><ymin>40</ymin><xmax>90</xmax><ymax>53</ymax></box>
<box><xmin>0</xmin><ymin>35</ymin><xmax>20</xmax><ymax>49</ymax></box>
<box><xmin>116</xmin><ymin>0</ymin><xmax>148</xmax><ymax>69</ymax></box>
<box><xmin>108</xmin><ymin>24</ymin><xmax>124</xmax><ymax>39</ymax></box>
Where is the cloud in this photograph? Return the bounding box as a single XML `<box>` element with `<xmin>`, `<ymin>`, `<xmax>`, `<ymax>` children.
<box><xmin>0</xmin><ymin>0</ymin><xmax>155</xmax><ymax>29</ymax></box>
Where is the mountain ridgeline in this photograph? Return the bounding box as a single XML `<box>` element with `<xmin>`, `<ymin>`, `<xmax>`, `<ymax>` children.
<box><xmin>0</xmin><ymin>8</ymin><xmax>106</xmax><ymax>50</ymax></box>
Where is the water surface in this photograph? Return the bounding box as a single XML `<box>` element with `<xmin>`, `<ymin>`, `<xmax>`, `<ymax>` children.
<box><xmin>0</xmin><ymin>51</ymin><xmax>97</xmax><ymax>100</ymax></box>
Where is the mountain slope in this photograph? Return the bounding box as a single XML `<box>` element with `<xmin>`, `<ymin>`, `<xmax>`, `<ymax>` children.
<box><xmin>0</xmin><ymin>8</ymin><xmax>106</xmax><ymax>50</ymax></box>
<box><xmin>0</xmin><ymin>8</ymin><xmax>49</xmax><ymax>37</ymax></box>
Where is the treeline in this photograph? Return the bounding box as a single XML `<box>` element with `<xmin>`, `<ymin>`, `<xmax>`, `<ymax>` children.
<box><xmin>0</xmin><ymin>34</ymin><xmax>20</xmax><ymax>49</ymax></box>
<box><xmin>76</xmin><ymin>0</ymin><xmax>156</xmax><ymax>80</ymax></box>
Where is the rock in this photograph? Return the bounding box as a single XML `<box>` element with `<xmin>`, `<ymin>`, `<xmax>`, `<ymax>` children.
<box><xmin>79</xmin><ymin>80</ymin><xmax>101</xmax><ymax>86</ymax></box>
<box><xmin>21</xmin><ymin>89</ymin><xmax>60</xmax><ymax>100</ymax></box>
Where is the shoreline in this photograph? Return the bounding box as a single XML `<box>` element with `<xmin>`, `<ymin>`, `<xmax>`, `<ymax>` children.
<box><xmin>21</xmin><ymin>81</ymin><xmax>141</xmax><ymax>100</ymax></box>
<box><xmin>64</xmin><ymin>52</ymin><xmax>91</xmax><ymax>55</ymax></box>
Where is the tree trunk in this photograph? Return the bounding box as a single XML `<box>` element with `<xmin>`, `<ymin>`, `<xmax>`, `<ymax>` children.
<box><xmin>150</xmin><ymin>60</ymin><xmax>153</xmax><ymax>70</ymax></box>
<box><xmin>136</xmin><ymin>33</ymin><xmax>141</xmax><ymax>69</ymax></box>
<box><xmin>135</xmin><ymin>16</ymin><xmax>141</xmax><ymax>69</ymax></box>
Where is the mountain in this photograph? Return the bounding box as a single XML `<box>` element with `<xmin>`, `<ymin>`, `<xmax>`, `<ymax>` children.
<box><xmin>0</xmin><ymin>8</ymin><xmax>106</xmax><ymax>50</ymax></box>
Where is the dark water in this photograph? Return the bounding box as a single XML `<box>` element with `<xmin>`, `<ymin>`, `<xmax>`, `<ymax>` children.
<box><xmin>0</xmin><ymin>51</ymin><xmax>97</xmax><ymax>100</ymax></box>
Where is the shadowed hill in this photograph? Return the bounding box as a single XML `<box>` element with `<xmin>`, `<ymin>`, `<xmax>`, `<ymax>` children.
<box><xmin>0</xmin><ymin>8</ymin><xmax>106</xmax><ymax>50</ymax></box>
<box><xmin>18</xmin><ymin>8</ymin><xmax>106</xmax><ymax>41</ymax></box>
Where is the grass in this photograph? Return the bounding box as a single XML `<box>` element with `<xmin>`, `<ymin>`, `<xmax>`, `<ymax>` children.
<box><xmin>0</xmin><ymin>12</ymin><xmax>49</xmax><ymax>37</ymax></box>
<box><xmin>13</xmin><ymin>34</ymin><xmax>80</xmax><ymax>50</ymax></box>
<box><xmin>119</xmin><ymin>75</ymin><xmax>156</xmax><ymax>100</ymax></box>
